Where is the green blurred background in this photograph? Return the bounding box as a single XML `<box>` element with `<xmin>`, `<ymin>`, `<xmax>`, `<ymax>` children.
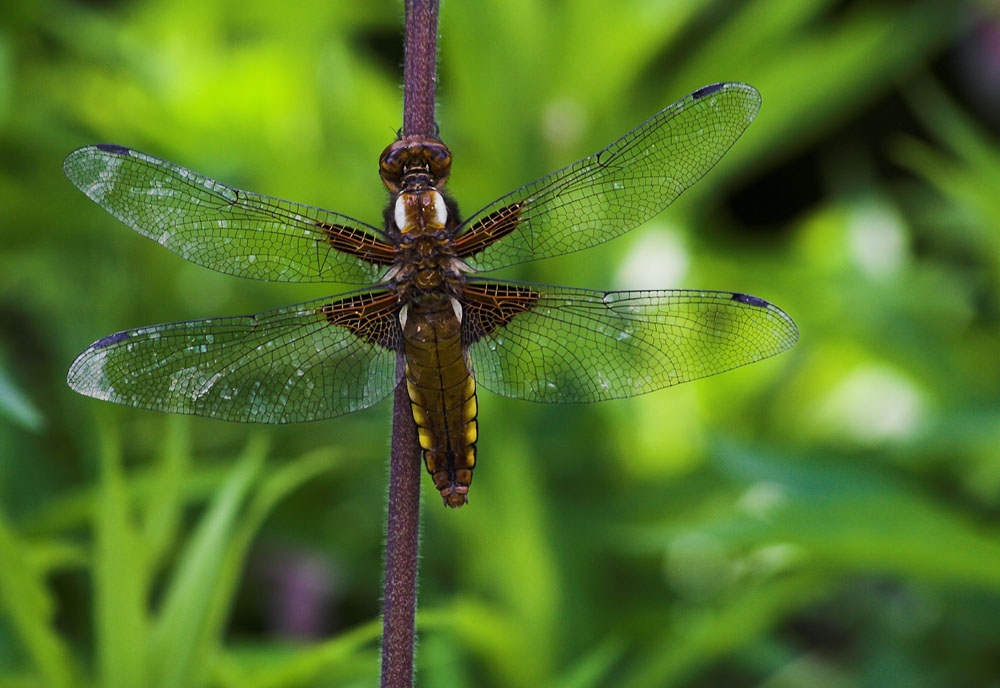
<box><xmin>2</xmin><ymin>0</ymin><xmax>1000</xmax><ymax>686</ymax></box>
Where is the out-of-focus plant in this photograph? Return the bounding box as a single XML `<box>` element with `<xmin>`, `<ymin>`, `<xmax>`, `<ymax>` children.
<box><xmin>0</xmin><ymin>418</ymin><xmax>374</xmax><ymax>688</ymax></box>
<box><xmin>2</xmin><ymin>1</ymin><xmax>1000</xmax><ymax>687</ymax></box>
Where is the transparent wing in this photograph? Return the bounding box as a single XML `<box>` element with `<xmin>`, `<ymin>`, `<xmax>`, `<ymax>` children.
<box><xmin>67</xmin><ymin>289</ymin><xmax>401</xmax><ymax>423</ymax></box>
<box><xmin>462</xmin><ymin>279</ymin><xmax>797</xmax><ymax>403</ymax></box>
<box><xmin>64</xmin><ymin>145</ymin><xmax>395</xmax><ymax>284</ymax></box>
<box><xmin>454</xmin><ymin>83</ymin><xmax>760</xmax><ymax>271</ymax></box>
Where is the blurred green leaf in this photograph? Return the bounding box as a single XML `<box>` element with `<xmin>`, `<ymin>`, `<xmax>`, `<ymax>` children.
<box><xmin>213</xmin><ymin>620</ymin><xmax>380</xmax><ymax>688</ymax></box>
<box><xmin>2</xmin><ymin>0</ymin><xmax>1000</xmax><ymax>686</ymax></box>
<box><xmin>0</xmin><ymin>364</ymin><xmax>43</xmax><ymax>432</ymax></box>
<box><xmin>894</xmin><ymin>77</ymin><xmax>1000</xmax><ymax>302</ymax></box>
<box><xmin>140</xmin><ymin>416</ymin><xmax>191</xmax><ymax>572</ymax></box>
<box><xmin>24</xmin><ymin>460</ymin><xmax>236</xmax><ymax>536</ymax></box>
<box><xmin>204</xmin><ymin>447</ymin><xmax>346</xmax><ymax>684</ymax></box>
<box><xmin>148</xmin><ymin>435</ymin><xmax>266</xmax><ymax>688</ymax></box>
<box><xmin>93</xmin><ymin>413</ymin><xmax>151</xmax><ymax>688</ymax></box>
<box><xmin>628</xmin><ymin>443</ymin><xmax>1000</xmax><ymax>592</ymax></box>
<box><xmin>551</xmin><ymin>637</ymin><xmax>627</xmax><ymax>688</ymax></box>
<box><xmin>622</xmin><ymin>575</ymin><xmax>829</xmax><ymax>688</ymax></box>
<box><xmin>0</xmin><ymin>512</ymin><xmax>78</xmax><ymax>687</ymax></box>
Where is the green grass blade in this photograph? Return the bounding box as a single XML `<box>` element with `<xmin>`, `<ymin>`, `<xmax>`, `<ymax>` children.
<box><xmin>0</xmin><ymin>514</ymin><xmax>78</xmax><ymax>687</ymax></box>
<box><xmin>621</xmin><ymin>575</ymin><xmax>829</xmax><ymax>688</ymax></box>
<box><xmin>551</xmin><ymin>637</ymin><xmax>626</xmax><ymax>688</ymax></box>
<box><xmin>148</xmin><ymin>435</ymin><xmax>266</xmax><ymax>688</ymax></box>
<box><xmin>629</xmin><ymin>443</ymin><xmax>1000</xmax><ymax>591</ymax></box>
<box><xmin>141</xmin><ymin>416</ymin><xmax>192</xmax><ymax>571</ymax></box>
<box><xmin>93</xmin><ymin>413</ymin><xmax>151</xmax><ymax>688</ymax></box>
<box><xmin>25</xmin><ymin>462</ymin><xmax>234</xmax><ymax>536</ymax></box>
<box><xmin>202</xmin><ymin>449</ymin><xmax>344</xmax><ymax>662</ymax></box>
<box><xmin>0</xmin><ymin>362</ymin><xmax>44</xmax><ymax>432</ymax></box>
<box><xmin>212</xmin><ymin>619</ymin><xmax>381</xmax><ymax>688</ymax></box>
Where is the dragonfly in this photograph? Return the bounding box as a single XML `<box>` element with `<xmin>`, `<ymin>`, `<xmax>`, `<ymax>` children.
<box><xmin>65</xmin><ymin>82</ymin><xmax>797</xmax><ymax>508</ymax></box>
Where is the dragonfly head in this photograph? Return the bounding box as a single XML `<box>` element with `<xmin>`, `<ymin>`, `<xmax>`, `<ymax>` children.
<box><xmin>379</xmin><ymin>135</ymin><xmax>452</xmax><ymax>192</ymax></box>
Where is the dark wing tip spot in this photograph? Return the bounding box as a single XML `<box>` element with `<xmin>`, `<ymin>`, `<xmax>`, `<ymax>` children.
<box><xmin>692</xmin><ymin>83</ymin><xmax>726</xmax><ymax>99</ymax></box>
<box><xmin>92</xmin><ymin>330</ymin><xmax>130</xmax><ymax>349</ymax></box>
<box><xmin>95</xmin><ymin>143</ymin><xmax>132</xmax><ymax>156</ymax></box>
<box><xmin>731</xmin><ymin>292</ymin><xmax>771</xmax><ymax>309</ymax></box>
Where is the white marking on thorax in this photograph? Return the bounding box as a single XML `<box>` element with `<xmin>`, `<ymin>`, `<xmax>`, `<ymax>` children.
<box><xmin>431</xmin><ymin>190</ymin><xmax>448</xmax><ymax>226</ymax></box>
<box><xmin>394</xmin><ymin>196</ymin><xmax>408</xmax><ymax>231</ymax></box>
<box><xmin>450</xmin><ymin>297</ymin><xmax>463</xmax><ymax>322</ymax></box>
<box><xmin>399</xmin><ymin>304</ymin><xmax>409</xmax><ymax>329</ymax></box>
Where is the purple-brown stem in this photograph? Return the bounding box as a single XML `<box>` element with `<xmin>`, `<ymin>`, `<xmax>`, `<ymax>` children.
<box><xmin>381</xmin><ymin>2</ymin><xmax>440</xmax><ymax>686</ymax></box>
<box><xmin>381</xmin><ymin>357</ymin><xmax>423</xmax><ymax>688</ymax></box>
<box><xmin>403</xmin><ymin>0</ymin><xmax>440</xmax><ymax>137</ymax></box>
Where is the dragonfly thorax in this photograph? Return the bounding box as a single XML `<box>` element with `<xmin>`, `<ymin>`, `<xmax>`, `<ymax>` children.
<box><xmin>390</xmin><ymin>234</ymin><xmax>466</xmax><ymax>295</ymax></box>
<box><xmin>393</xmin><ymin>190</ymin><xmax>448</xmax><ymax>236</ymax></box>
<box><xmin>387</xmin><ymin>186</ymin><xmax>468</xmax><ymax>297</ymax></box>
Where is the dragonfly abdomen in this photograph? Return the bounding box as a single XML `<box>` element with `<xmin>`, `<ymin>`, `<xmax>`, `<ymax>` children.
<box><xmin>402</xmin><ymin>298</ymin><xmax>478</xmax><ymax>508</ymax></box>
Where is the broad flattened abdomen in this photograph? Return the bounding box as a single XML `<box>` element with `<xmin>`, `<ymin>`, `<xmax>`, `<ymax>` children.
<box><xmin>402</xmin><ymin>301</ymin><xmax>479</xmax><ymax>508</ymax></box>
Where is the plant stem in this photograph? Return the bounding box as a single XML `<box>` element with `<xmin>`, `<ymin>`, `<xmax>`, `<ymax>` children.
<box><xmin>381</xmin><ymin>360</ymin><xmax>423</xmax><ymax>688</ymax></box>
<box><xmin>403</xmin><ymin>0</ymin><xmax>441</xmax><ymax>137</ymax></box>
<box><xmin>381</xmin><ymin>2</ymin><xmax>440</xmax><ymax>686</ymax></box>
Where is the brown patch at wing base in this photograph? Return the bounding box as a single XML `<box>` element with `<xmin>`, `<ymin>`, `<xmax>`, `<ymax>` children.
<box><xmin>461</xmin><ymin>281</ymin><xmax>540</xmax><ymax>343</ymax></box>
<box><xmin>453</xmin><ymin>202</ymin><xmax>525</xmax><ymax>258</ymax></box>
<box><xmin>322</xmin><ymin>290</ymin><xmax>400</xmax><ymax>349</ymax></box>
<box><xmin>317</xmin><ymin>222</ymin><xmax>396</xmax><ymax>265</ymax></box>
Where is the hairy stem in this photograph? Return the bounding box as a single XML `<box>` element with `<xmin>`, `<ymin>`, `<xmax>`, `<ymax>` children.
<box><xmin>381</xmin><ymin>360</ymin><xmax>423</xmax><ymax>688</ymax></box>
<box><xmin>381</xmin><ymin>1</ymin><xmax>440</xmax><ymax>686</ymax></box>
<box><xmin>403</xmin><ymin>0</ymin><xmax>441</xmax><ymax>137</ymax></box>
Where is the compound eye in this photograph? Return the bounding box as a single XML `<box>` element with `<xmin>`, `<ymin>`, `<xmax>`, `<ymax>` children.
<box><xmin>378</xmin><ymin>140</ymin><xmax>409</xmax><ymax>191</ymax></box>
<box><xmin>379</xmin><ymin>143</ymin><xmax>400</xmax><ymax>170</ymax></box>
<box><xmin>424</xmin><ymin>142</ymin><xmax>452</xmax><ymax>178</ymax></box>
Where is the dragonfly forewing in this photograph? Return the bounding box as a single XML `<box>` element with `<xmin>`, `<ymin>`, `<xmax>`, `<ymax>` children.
<box><xmin>63</xmin><ymin>145</ymin><xmax>395</xmax><ymax>285</ymax></box>
<box><xmin>455</xmin><ymin>82</ymin><xmax>761</xmax><ymax>271</ymax></box>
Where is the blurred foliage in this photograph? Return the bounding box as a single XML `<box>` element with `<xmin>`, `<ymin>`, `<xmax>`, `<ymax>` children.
<box><xmin>1</xmin><ymin>0</ymin><xmax>1000</xmax><ymax>686</ymax></box>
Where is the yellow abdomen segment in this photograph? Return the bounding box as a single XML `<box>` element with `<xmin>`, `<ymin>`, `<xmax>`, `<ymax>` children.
<box><xmin>402</xmin><ymin>301</ymin><xmax>478</xmax><ymax>508</ymax></box>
